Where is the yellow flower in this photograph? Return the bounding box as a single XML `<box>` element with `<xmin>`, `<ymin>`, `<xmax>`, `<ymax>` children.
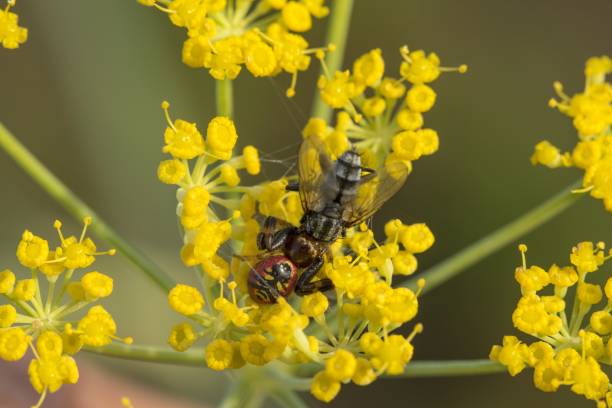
<box><xmin>352</xmin><ymin>358</ymin><xmax>376</xmax><ymax>386</ymax></box>
<box><xmin>370</xmin><ymin>334</ymin><xmax>415</xmax><ymax>375</ymax></box>
<box><xmin>181</xmin><ymin>186</ymin><xmax>210</xmax><ymax>229</ymax></box>
<box><xmin>242</xmin><ymin>146</ymin><xmax>261</xmax><ymax>175</ymax></box>
<box><xmin>325</xmin><ymin>349</ymin><xmax>357</xmax><ymax>381</ymax></box>
<box><xmin>301</xmin><ymin>292</ymin><xmax>329</xmax><ymax>317</ymax></box>
<box><xmin>205</xmin><ymin>339</ymin><xmax>234</xmax><ymax>370</ymax></box>
<box><xmin>318</xmin><ymin>71</ymin><xmax>356</xmax><ymax>109</ymax></box>
<box><xmin>570</xmin><ymin>242</ymin><xmax>604</xmax><ymax>274</ymax></box>
<box><xmin>0</xmin><ymin>327</ymin><xmax>30</xmax><ymax>361</ymax></box>
<box><xmin>577</xmin><ymin>282</ymin><xmax>603</xmax><ymax>305</ymax></box>
<box><xmin>400</xmin><ymin>49</ymin><xmax>447</xmax><ymax>84</ymax></box>
<box><xmin>162</xmin><ymin>102</ymin><xmax>205</xmax><ymax>159</ymax></box>
<box><xmin>245</xmin><ymin>41</ymin><xmax>277</xmax><ymax>77</ymax></box>
<box><xmin>168</xmin><ymin>322</ymin><xmax>197</xmax><ymax>352</ymax></box>
<box><xmin>568</xmin><ymin>356</ymin><xmax>609</xmax><ymax>401</ymax></box>
<box><xmin>590</xmin><ymin>311</ymin><xmax>612</xmax><ymax>335</ymax></box>
<box><xmin>399</xmin><ymin>223</ymin><xmax>435</xmax><ymax>253</ymax></box>
<box><xmin>77</xmin><ymin>305</ymin><xmax>118</xmax><ymax>347</ymax></box>
<box><xmin>168</xmin><ymin>284</ymin><xmax>205</xmax><ymax>316</ymax></box>
<box><xmin>515</xmin><ymin>265</ymin><xmax>549</xmax><ymax>293</ymax></box>
<box><xmin>0</xmin><ymin>1</ymin><xmax>28</xmax><ymax>49</ymax></box>
<box><xmin>158</xmin><ymin>159</ymin><xmax>188</xmax><ymax>184</ymax></box>
<box><xmin>239</xmin><ymin>334</ymin><xmax>272</xmax><ymax>366</ymax></box>
<box><xmin>490</xmin><ymin>336</ymin><xmax>528</xmax><ymax>376</ymax></box>
<box><xmin>396</xmin><ymin>109</ymin><xmax>423</xmax><ymax>131</ymax></box>
<box><xmin>282</xmin><ymin>1</ymin><xmax>312</xmax><ymax>32</ymax></box>
<box><xmin>12</xmin><ymin>278</ymin><xmax>36</xmax><ymax>301</ymax></box>
<box><xmin>0</xmin><ymin>304</ymin><xmax>16</xmax><ymax>328</ymax></box>
<box><xmin>530</xmin><ymin>140</ymin><xmax>568</xmax><ymax>168</ymax></box>
<box><xmin>206</xmin><ymin>116</ymin><xmax>238</xmax><ymax>160</ymax></box>
<box><xmin>0</xmin><ymin>269</ymin><xmax>15</xmax><ymax>294</ymax></box>
<box><xmin>81</xmin><ymin>271</ymin><xmax>113</xmax><ymax>299</ymax></box>
<box><xmin>16</xmin><ymin>230</ymin><xmax>49</xmax><ymax>269</ymax></box>
<box><xmin>405</xmin><ymin>84</ymin><xmax>437</xmax><ymax>113</ymax></box>
<box><xmin>353</xmin><ymin>48</ymin><xmax>384</xmax><ymax>87</ymax></box>
<box><xmin>193</xmin><ymin>220</ymin><xmax>232</xmax><ymax>263</ymax></box>
<box><xmin>311</xmin><ymin>371</ymin><xmax>341</xmax><ymax>403</ymax></box>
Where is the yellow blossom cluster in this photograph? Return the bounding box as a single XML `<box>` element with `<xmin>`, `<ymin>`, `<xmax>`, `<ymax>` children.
<box><xmin>155</xmin><ymin>97</ymin><xmax>443</xmax><ymax>401</ymax></box>
<box><xmin>531</xmin><ymin>56</ymin><xmax>612</xmax><ymax>211</ymax></box>
<box><xmin>490</xmin><ymin>243</ymin><xmax>612</xmax><ymax>407</ymax></box>
<box><xmin>0</xmin><ymin>218</ymin><xmax>131</xmax><ymax>408</ymax></box>
<box><xmin>310</xmin><ymin>46</ymin><xmax>467</xmax><ymax>167</ymax></box>
<box><xmin>0</xmin><ymin>0</ymin><xmax>28</xmax><ymax>49</ymax></box>
<box><xmin>139</xmin><ymin>0</ymin><xmax>332</xmax><ymax>96</ymax></box>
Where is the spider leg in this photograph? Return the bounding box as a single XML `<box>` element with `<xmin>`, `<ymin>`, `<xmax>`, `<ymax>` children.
<box><xmin>295</xmin><ymin>256</ymin><xmax>334</xmax><ymax>296</ymax></box>
<box><xmin>256</xmin><ymin>216</ymin><xmax>295</xmax><ymax>251</ymax></box>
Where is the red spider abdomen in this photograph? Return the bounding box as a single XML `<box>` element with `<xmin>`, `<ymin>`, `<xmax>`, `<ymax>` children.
<box><xmin>248</xmin><ymin>255</ymin><xmax>298</xmax><ymax>304</ymax></box>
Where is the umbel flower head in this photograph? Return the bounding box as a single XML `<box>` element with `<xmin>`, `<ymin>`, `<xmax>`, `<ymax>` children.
<box><xmin>0</xmin><ymin>0</ymin><xmax>28</xmax><ymax>49</ymax></box>
<box><xmin>490</xmin><ymin>243</ymin><xmax>612</xmax><ymax>407</ymax></box>
<box><xmin>1</xmin><ymin>218</ymin><xmax>132</xmax><ymax>408</ymax></box>
<box><xmin>157</xmin><ymin>84</ymin><xmax>455</xmax><ymax>400</ymax></box>
<box><xmin>531</xmin><ymin>55</ymin><xmax>612</xmax><ymax>211</ymax></box>
<box><xmin>307</xmin><ymin>46</ymin><xmax>467</xmax><ymax>171</ymax></box>
<box><xmin>139</xmin><ymin>0</ymin><xmax>333</xmax><ymax>96</ymax></box>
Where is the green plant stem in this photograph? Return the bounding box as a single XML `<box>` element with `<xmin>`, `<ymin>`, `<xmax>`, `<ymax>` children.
<box><xmin>394</xmin><ymin>359</ymin><xmax>505</xmax><ymax>378</ymax></box>
<box><xmin>403</xmin><ymin>180</ymin><xmax>583</xmax><ymax>295</ymax></box>
<box><xmin>86</xmin><ymin>344</ymin><xmax>504</xmax><ymax>378</ymax></box>
<box><xmin>216</xmin><ymin>79</ymin><xmax>234</xmax><ymax>118</ymax></box>
<box><xmin>270</xmin><ymin>389</ymin><xmax>309</xmax><ymax>408</ymax></box>
<box><xmin>310</xmin><ymin>0</ymin><xmax>354</xmax><ymax>121</ymax></box>
<box><xmin>0</xmin><ymin>121</ymin><xmax>175</xmax><ymax>293</ymax></box>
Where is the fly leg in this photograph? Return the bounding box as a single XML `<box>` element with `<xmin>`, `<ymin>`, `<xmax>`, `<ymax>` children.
<box><xmin>286</xmin><ymin>181</ymin><xmax>300</xmax><ymax>192</ymax></box>
<box><xmin>256</xmin><ymin>216</ymin><xmax>295</xmax><ymax>251</ymax></box>
<box><xmin>360</xmin><ymin>166</ymin><xmax>377</xmax><ymax>184</ymax></box>
<box><xmin>295</xmin><ymin>256</ymin><xmax>334</xmax><ymax>296</ymax></box>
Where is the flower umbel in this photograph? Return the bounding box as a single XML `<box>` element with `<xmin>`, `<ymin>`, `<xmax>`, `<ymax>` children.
<box><xmin>0</xmin><ymin>218</ymin><xmax>131</xmax><ymax>407</ymax></box>
<box><xmin>531</xmin><ymin>56</ymin><xmax>612</xmax><ymax>211</ymax></box>
<box><xmin>490</xmin><ymin>243</ymin><xmax>612</xmax><ymax>406</ymax></box>
<box><xmin>157</xmin><ymin>98</ymin><xmax>444</xmax><ymax>401</ymax></box>
<box><xmin>139</xmin><ymin>0</ymin><xmax>333</xmax><ymax>96</ymax></box>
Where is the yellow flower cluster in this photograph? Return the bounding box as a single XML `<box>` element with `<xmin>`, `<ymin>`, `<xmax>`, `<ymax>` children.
<box><xmin>0</xmin><ymin>0</ymin><xmax>27</xmax><ymax>49</ymax></box>
<box><xmin>157</xmin><ymin>102</ymin><xmax>437</xmax><ymax>401</ymax></box>
<box><xmin>490</xmin><ymin>243</ymin><xmax>612</xmax><ymax>406</ymax></box>
<box><xmin>531</xmin><ymin>56</ymin><xmax>612</xmax><ymax>211</ymax></box>
<box><xmin>139</xmin><ymin>0</ymin><xmax>332</xmax><ymax>96</ymax></box>
<box><xmin>0</xmin><ymin>218</ymin><xmax>131</xmax><ymax>408</ymax></box>
<box><xmin>311</xmin><ymin>46</ymin><xmax>467</xmax><ymax>166</ymax></box>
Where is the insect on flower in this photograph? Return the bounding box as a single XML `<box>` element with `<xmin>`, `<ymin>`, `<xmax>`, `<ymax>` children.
<box><xmin>246</xmin><ymin>134</ymin><xmax>410</xmax><ymax>303</ymax></box>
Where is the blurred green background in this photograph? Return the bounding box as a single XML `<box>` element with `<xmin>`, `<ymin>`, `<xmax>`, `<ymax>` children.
<box><xmin>1</xmin><ymin>0</ymin><xmax>611</xmax><ymax>407</ymax></box>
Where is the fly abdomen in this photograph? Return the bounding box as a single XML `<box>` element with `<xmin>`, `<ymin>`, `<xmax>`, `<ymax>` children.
<box><xmin>334</xmin><ymin>150</ymin><xmax>361</xmax><ymax>205</ymax></box>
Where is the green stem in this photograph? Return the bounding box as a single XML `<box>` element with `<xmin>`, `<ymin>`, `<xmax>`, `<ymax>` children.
<box><xmin>216</xmin><ymin>79</ymin><xmax>234</xmax><ymax>118</ymax></box>
<box><xmin>391</xmin><ymin>359</ymin><xmax>505</xmax><ymax>378</ymax></box>
<box><xmin>0</xmin><ymin>122</ymin><xmax>175</xmax><ymax>293</ymax></box>
<box><xmin>85</xmin><ymin>344</ymin><xmax>504</xmax><ymax>378</ymax></box>
<box><xmin>310</xmin><ymin>0</ymin><xmax>354</xmax><ymax>121</ymax></box>
<box><xmin>270</xmin><ymin>390</ymin><xmax>309</xmax><ymax>408</ymax></box>
<box><xmin>403</xmin><ymin>180</ymin><xmax>583</xmax><ymax>295</ymax></box>
<box><xmin>85</xmin><ymin>343</ymin><xmax>205</xmax><ymax>366</ymax></box>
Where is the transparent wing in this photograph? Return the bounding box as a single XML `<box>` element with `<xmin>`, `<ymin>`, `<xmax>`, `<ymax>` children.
<box><xmin>342</xmin><ymin>156</ymin><xmax>410</xmax><ymax>227</ymax></box>
<box><xmin>297</xmin><ymin>135</ymin><xmax>337</xmax><ymax>213</ymax></box>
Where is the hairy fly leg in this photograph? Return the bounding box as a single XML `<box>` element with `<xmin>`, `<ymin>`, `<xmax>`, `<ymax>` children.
<box><xmin>295</xmin><ymin>256</ymin><xmax>334</xmax><ymax>296</ymax></box>
<box><xmin>256</xmin><ymin>216</ymin><xmax>295</xmax><ymax>251</ymax></box>
<box><xmin>286</xmin><ymin>181</ymin><xmax>300</xmax><ymax>192</ymax></box>
<box><xmin>359</xmin><ymin>167</ymin><xmax>377</xmax><ymax>184</ymax></box>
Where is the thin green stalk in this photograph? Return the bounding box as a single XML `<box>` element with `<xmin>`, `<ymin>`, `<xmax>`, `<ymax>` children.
<box><xmin>85</xmin><ymin>343</ymin><xmax>205</xmax><ymax>365</ymax></box>
<box><xmin>86</xmin><ymin>343</ymin><xmax>504</xmax><ymax>378</ymax></box>
<box><xmin>403</xmin><ymin>180</ymin><xmax>583</xmax><ymax>295</ymax></box>
<box><xmin>216</xmin><ymin>79</ymin><xmax>234</xmax><ymax>118</ymax></box>
<box><xmin>310</xmin><ymin>0</ymin><xmax>354</xmax><ymax>121</ymax></box>
<box><xmin>391</xmin><ymin>359</ymin><xmax>505</xmax><ymax>378</ymax></box>
<box><xmin>270</xmin><ymin>389</ymin><xmax>309</xmax><ymax>408</ymax></box>
<box><xmin>0</xmin><ymin>121</ymin><xmax>175</xmax><ymax>293</ymax></box>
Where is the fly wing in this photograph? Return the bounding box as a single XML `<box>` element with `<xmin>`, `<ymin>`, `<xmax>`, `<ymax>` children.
<box><xmin>342</xmin><ymin>156</ymin><xmax>410</xmax><ymax>227</ymax></box>
<box><xmin>297</xmin><ymin>135</ymin><xmax>338</xmax><ymax>213</ymax></box>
